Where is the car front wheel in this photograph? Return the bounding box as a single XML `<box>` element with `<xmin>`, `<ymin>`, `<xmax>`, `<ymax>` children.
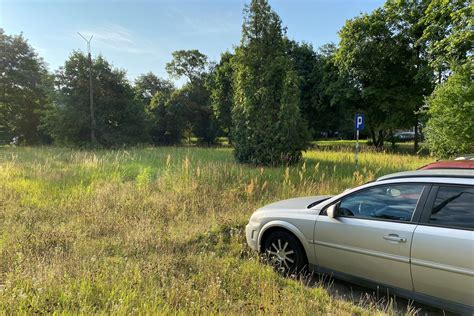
<box><xmin>263</xmin><ymin>230</ymin><xmax>307</xmax><ymax>274</ymax></box>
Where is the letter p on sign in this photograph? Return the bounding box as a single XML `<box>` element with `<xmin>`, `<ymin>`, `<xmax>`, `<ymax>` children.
<box><xmin>355</xmin><ymin>114</ymin><xmax>364</xmax><ymax>131</ymax></box>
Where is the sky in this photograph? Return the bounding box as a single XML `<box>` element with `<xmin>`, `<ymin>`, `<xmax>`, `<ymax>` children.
<box><xmin>1</xmin><ymin>0</ymin><xmax>384</xmax><ymax>84</ymax></box>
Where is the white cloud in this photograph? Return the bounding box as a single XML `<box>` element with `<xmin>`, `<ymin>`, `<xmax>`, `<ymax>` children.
<box><xmin>79</xmin><ymin>23</ymin><xmax>155</xmax><ymax>55</ymax></box>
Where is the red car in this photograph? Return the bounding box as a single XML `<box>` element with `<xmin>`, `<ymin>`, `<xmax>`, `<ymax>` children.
<box><xmin>418</xmin><ymin>160</ymin><xmax>474</xmax><ymax>170</ymax></box>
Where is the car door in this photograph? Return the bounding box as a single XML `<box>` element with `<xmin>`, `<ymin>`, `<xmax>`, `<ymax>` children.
<box><xmin>314</xmin><ymin>183</ymin><xmax>429</xmax><ymax>291</ymax></box>
<box><xmin>411</xmin><ymin>184</ymin><xmax>474</xmax><ymax>308</ymax></box>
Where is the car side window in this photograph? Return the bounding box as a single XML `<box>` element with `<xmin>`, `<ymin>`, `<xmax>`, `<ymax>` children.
<box><xmin>429</xmin><ymin>186</ymin><xmax>474</xmax><ymax>229</ymax></box>
<box><xmin>338</xmin><ymin>184</ymin><xmax>425</xmax><ymax>222</ymax></box>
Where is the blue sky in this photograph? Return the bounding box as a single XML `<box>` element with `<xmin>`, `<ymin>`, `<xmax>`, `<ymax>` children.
<box><xmin>1</xmin><ymin>0</ymin><xmax>384</xmax><ymax>83</ymax></box>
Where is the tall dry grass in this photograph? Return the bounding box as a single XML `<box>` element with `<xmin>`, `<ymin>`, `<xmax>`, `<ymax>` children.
<box><xmin>0</xmin><ymin>146</ymin><xmax>432</xmax><ymax>314</ymax></box>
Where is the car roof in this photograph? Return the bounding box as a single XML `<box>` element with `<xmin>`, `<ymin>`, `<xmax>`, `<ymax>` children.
<box><xmin>455</xmin><ymin>154</ymin><xmax>474</xmax><ymax>161</ymax></box>
<box><xmin>418</xmin><ymin>160</ymin><xmax>474</xmax><ymax>170</ymax></box>
<box><xmin>377</xmin><ymin>169</ymin><xmax>474</xmax><ymax>181</ymax></box>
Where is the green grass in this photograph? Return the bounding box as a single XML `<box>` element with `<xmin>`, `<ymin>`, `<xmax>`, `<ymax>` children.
<box><xmin>0</xmin><ymin>146</ymin><xmax>433</xmax><ymax>314</ymax></box>
<box><xmin>313</xmin><ymin>140</ymin><xmax>429</xmax><ymax>155</ymax></box>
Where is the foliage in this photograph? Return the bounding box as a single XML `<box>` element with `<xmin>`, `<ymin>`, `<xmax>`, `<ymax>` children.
<box><xmin>41</xmin><ymin>52</ymin><xmax>148</xmax><ymax>147</ymax></box>
<box><xmin>0</xmin><ymin>28</ymin><xmax>50</xmax><ymax>144</ymax></box>
<box><xmin>285</xmin><ymin>40</ymin><xmax>321</xmax><ymax>137</ymax></box>
<box><xmin>134</xmin><ymin>72</ymin><xmax>174</xmax><ymax>107</ymax></box>
<box><xmin>0</xmin><ymin>146</ymin><xmax>432</xmax><ymax>314</ymax></box>
<box><xmin>424</xmin><ymin>64</ymin><xmax>474</xmax><ymax>158</ymax></box>
<box><xmin>209</xmin><ymin>51</ymin><xmax>234</xmax><ymax>139</ymax></box>
<box><xmin>165</xmin><ymin>49</ymin><xmax>209</xmax><ymax>83</ymax></box>
<box><xmin>164</xmin><ymin>50</ymin><xmax>219</xmax><ymax>144</ymax></box>
<box><xmin>232</xmin><ymin>0</ymin><xmax>310</xmax><ymax>165</ymax></box>
<box><xmin>178</xmin><ymin>79</ymin><xmax>220</xmax><ymax>145</ymax></box>
<box><xmin>317</xmin><ymin>44</ymin><xmax>363</xmax><ymax>138</ymax></box>
<box><xmin>336</xmin><ymin>4</ymin><xmax>434</xmax><ymax>149</ymax></box>
<box><xmin>287</xmin><ymin>41</ymin><xmax>361</xmax><ymax>138</ymax></box>
<box><xmin>148</xmin><ymin>90</ymin><xmax>183</xmax><ymax>145</ymax></box>
<box><xmin>420</xmin><ymin>0</ymin><xmax>473</xmax><ymax>77</ymax></box>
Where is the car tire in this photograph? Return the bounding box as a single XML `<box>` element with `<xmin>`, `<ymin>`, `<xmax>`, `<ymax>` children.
<box><xmin>263</xmin><ymin>230</ymin><xmax>307</xmax><ymax>274</ymax></box>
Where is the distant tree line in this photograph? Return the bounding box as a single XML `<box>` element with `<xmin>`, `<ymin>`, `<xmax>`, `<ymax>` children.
<box><xmin>0</xmin><ymin>0</ymin><xmax>472</xmax><ymax>164</ymax></box>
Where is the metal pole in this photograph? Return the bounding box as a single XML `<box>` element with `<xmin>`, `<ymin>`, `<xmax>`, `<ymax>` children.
<box><xmin>78</xmin><ymin>33</ymin><xmax>96</xmax><ymax>143</ymax></box>
<box><xmin>88</xmin><ymin>50</ymin><xmax>95</xmax><ymax>142</ymax></box>
<box><xmin>355</xmin><ymin>129</ymin><xmax>359</xmax><ymax>167</ymax></box>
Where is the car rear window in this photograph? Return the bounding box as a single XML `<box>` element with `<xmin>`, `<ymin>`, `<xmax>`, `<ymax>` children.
<box><xmin>429</xmin><ymin>186</ymin><xmax>474</xmax><ymax>229</ymax></box>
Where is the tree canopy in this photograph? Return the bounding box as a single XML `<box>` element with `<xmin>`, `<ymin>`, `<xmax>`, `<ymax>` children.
<box><xmin>0</xmin><ymin>28</ymin><xmax>50</xmax><ymax>144</ymax></box>
<box><xmin>42</xmin><ymin>52</ymin><xmax>148</xmax><ymax>147</ymax></box>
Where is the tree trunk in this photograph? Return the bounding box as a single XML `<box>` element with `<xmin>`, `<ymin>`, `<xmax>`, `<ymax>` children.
<box><xmin>370</xmin><ymin>128</ymin><xmax>377</xmax><ymax>147</ymax></box>
<box><xmin>377</xmin><ymin>130</ymin><xmax>385</xmax><ymax>150</ymax></box>
<box><xmin>370</xmin><ymin>128</ymin><xmax>385</xmax><ymax>150</ymax></box>
<box><xmin>389</xmin><ymin>129</ymin><xmax>396</xmax><ymax>150</ymax></box>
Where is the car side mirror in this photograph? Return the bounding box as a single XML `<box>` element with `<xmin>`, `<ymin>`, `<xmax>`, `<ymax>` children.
<box><xmin>327</xmin><ymin>203</ymin><xmax>339</xmax><ymax>219</ymax></box>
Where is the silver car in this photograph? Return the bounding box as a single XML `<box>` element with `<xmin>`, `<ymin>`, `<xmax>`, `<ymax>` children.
<box><xmin>246</xmin><ymin>169</ymin><xmax>474</xmax><ymax>314</ymax></box>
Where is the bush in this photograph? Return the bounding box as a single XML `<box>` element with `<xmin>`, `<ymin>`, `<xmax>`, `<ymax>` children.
<box><xmin>424</xmin><ymin>64</ymin><xmax>474</xmax><ymax>158</ymax></box>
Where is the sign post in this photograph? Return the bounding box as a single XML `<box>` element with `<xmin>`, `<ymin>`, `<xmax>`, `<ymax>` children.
<box><xmin>354</xmin><ymin>113</ymin><xmax>364</xmax><ymax>167</ymax></box>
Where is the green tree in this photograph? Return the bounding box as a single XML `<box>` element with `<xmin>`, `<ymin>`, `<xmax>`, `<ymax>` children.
<box><xmin>42</xmin><ymin>51</ymin><xmax>148</xmax><ymax>147</ymax></box>
<box><xmin>166</xmin><ymin>50</ymin><xmax>218</xmax><ymax>144</ymax></box>
<box><xmin>148</xmin><ymin>90</ymin><xmax>183</xmax><ymax>145</ymax></box>
<box><xmin>285</xmin><ymin>40</ymin><xmax>320</xmax><ymax>137</ymax></box>
<box><xmin>424</xmin><ymin>64</ymin><xmax>474</xmax><ymax>158</ymax></box>
<box><xmin>316</xmin><ymin>44</ymin><xmax>363</xmax><ymax>139</ymax></box>
<box><xmin>336</xmin><ymin>7</ymin><xmax>433</xmax><ymax>149</ymax></box>
<box><xmin>134</xmin><ymin>72</ymin><xmax>174</xmax><ymax>107</ymax></box>
<box><xmin>165</xmin><ymin>50</ymin><xmax>208</xmax><ymax>83</ymax></box>
<box><xmin>421</xmin><ymin>0</ymin><xmax>473</xmax><ymax>80</ymax></box>
<box><xmin>287</xmin><ymin>41</ymin><xmax>361</xmax><ymax>139</ymax></box>
<box><xmin>384</xmin><ymin>0</ymin><xmax>435</xmax><ymax>151</ymax></box>
<box><xmin>209</xmin><ymin>51</ymin><xmax>234</xmax><ymax>139</ymax></box>
<box><xmin>232</xmin><ymin>0</ymin><xmax>310</xmax><ymax>165</ymax></box>
<box><xmin>0</xmin><ymin>29</ymin><xmax>50</xmax><ymax>144</ymax></box>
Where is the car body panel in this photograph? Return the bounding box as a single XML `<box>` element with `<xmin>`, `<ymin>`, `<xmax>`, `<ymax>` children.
<box><xmin>411</xmin><ymin>224</ymin><xmax>474</xmax><ymax>306</ymax></box>
<box><xmin>314</xmin><ymin>216</ymin><xmax>416</xmax><ymax>290</ymax></box>
<box><xmin>258</xmin><ymin>195</ymin><xmax>332</xmax><ymax>211</ymax></box>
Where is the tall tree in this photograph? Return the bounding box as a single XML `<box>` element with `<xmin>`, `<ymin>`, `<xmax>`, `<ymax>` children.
<box><xmin>316</xmin><ymin>44</ymin><xmax>363</xmax><ymax>139</ymax></box>
<box><xmin>384</xmin><ymin>0</ymin><xmax>435</xmax><ymax>151</ymax></box>
<box><xmin>232</xmin><ymin>0</ymin><xmax>310</xmax><ymax>165</ymax></box>
<box><xmin>209</xmin><ymin>51</ymin><xmax>234</xmax><ymax>139</ymax></box>
<box><xmin>165</xmin><ymin>50</ymin><xmax>218</xmax><ymax>144</ymax></box>
<box><xmin>286</xmin><ymin>41</ymin><xmax>361</xmax><ymax>139</ymax></box>
<box><xmin>336</xmin><ymin>7</ymin><xmax>433</xmax><ymax>149</ymax></box>
<box><xmin>42</xmin><ymin>51</ymin><xmax>148</xmax><ymax>147</ymax></box>
<box><xmin>285</xmin><ymin>40</ymin><xmax>320</xmax><ymax>137</ymax></box>
<box><xmin>0</xmin><ymin>29</ymin><xmax>49</xmax><ymax>144</ymax></box>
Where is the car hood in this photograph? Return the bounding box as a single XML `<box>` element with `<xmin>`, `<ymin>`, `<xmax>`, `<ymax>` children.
<box><xmin>259</xmin><ymin>195</ymin><xmax>332</xmax><ymax>211</ymax></box>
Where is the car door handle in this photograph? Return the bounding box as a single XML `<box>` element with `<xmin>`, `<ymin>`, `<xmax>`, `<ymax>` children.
<box><xmin>383</xmin><ymin>234</ymin><xmax>407</xmax><ymax>243</ymax></box>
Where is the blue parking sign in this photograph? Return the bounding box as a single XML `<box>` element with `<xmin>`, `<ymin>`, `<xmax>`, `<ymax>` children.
<box><xmin>355</xmin><ymin>113</ymin><xmax>364</xmax><ymax>131</ymax></box>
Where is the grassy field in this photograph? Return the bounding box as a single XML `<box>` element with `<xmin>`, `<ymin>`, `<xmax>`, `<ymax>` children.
<box><xmin>0</xmin><ymin>146</ymin><xmax>434</xmax><ymax>314</ymax></box>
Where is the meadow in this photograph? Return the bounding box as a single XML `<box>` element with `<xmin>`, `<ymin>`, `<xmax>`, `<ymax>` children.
<box><xmin>0</xmin><ymin>146</ymin><xmax>433</xmax><ymax>314</ymax></box>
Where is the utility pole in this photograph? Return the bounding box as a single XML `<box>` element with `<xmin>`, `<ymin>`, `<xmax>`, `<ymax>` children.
<box><xmin>78</xmin><ymin>32</ymin><xmax>96</xmax><ymax>143</ymax></box>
